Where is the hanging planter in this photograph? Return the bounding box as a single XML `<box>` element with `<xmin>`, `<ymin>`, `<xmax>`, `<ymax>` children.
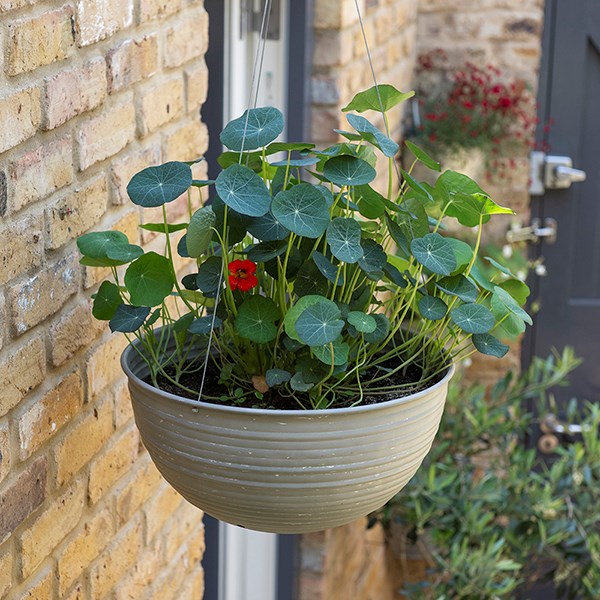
<box><xmin>122</xmin><ymin>334</ymin><xmax>454</xmax><ymax>533</ymax></box>
<box><xmin>77</xmin><ymin>82</ymin><xmax>532</xmax><ymax>533</ymax></box>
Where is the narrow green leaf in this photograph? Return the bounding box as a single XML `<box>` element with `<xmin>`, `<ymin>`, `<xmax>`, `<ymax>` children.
<box><xmin>139</xmin><ymin>222</ymin><xmax>188</xmax><ymax>233</ymax></box>
<box><xmin>342</xmin><ymin>85</ymin><xmax>415</xmax><ymax>113</ymax></box>
<box><xmin>186</xmin><ymin>206</ymin><xmax>216</xmax><ymax>257</ymax></box>
<box><xmin>313</xmin><ymin>251</ymin><xmax>344</xmax><ymax>286</ymax></box>
<box><xmin>404</xmin><ymin>140</ymin><xmax>441</xmax><ymax>172</ymax></box>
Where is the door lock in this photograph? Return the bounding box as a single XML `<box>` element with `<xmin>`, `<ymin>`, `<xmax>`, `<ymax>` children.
<box><xmin>529</xmin><ymin>151</ymin><xmax>587</xmax><ymax>194</ymax></box>
<box><xmin>506</xmin><ymin>218</ymin><xmax>557</xmax><ymax>244</ymax></box>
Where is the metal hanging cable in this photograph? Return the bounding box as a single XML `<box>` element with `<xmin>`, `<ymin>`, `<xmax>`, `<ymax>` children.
<box><xmin>197</xmin><ymin>0</ymin><xmax>274</xmax><ymax>402</ymax></box>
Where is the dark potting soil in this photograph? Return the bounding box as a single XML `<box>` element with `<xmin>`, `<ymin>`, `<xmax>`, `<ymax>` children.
<box><xmin>144</xmin><ymin>357</ymin><xmax>445</xmax><ymax>410</ymax></box>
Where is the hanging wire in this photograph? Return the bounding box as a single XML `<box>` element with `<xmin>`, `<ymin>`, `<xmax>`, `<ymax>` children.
<box><xmin>197</xmin><ymin>0</ymin><xmax>274</xmax><ymax>402</ymax></box>
<box><xmin>352</xmin><ymin>0</ymin><xmax>415</xmax><ymax>238</ymax></box>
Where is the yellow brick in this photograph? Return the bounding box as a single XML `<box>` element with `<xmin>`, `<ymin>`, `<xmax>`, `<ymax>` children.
<box><xmin>18</xmin><ymin>372</ymin><xmax>83</xmax><ymax>459</ymax></box>
<box><xmin>57</xmin><ymin>508</ymin><xmax>114</xmax><ymax>595</ymax></box>
<box><xmin>63</xmin><ymin>581</ymin><xmax>85</xmax><ymax>600</ymax></box>
<box><xmin>0</xmin><ymin>337</ymin><xmax>45</xmax><ymax>417</ymax></box>
<box><xmin>77</xmin><ymin>99</ymin><xmax>135</xmax><ymax>171</ymax></box>
<box><xmin>138</xmin><ymin>76</ymin><xmax>184</xmax><ymax>136</ymax></box>
<box><xmin>185</xmin><ymin>61</ymin><xmax>208</xmax><ymax>113</ymax></box>
<box><xmin>86</xmin><ymin>335</ymin><xmax>128</xmax><ymax>398</ymax></box>
<box><xmin>139</xmin><ymin>0</ymin><xmax>181</xmax><ymax>22</ymax></box>
<box><xmin>19</xmin><ymin>479</ymin><xmax>85</xmax><ymax>578</ymax></box>
<box><xmin>7</xmin><ymin>6</ymin><xmax>74</xmax><ymax>75</ymax></box>
<box><xmin>0</xmin><ymin>86</ymin><xmax>41</xmax><ymax>154</ymax></box>
<box><xmin>16</xmin><ymin>566</ymin><xmax>52</xmax><ymax>600</ymax></box>
<box><xmin>46</xmin><ymin>174</ymin><xmax>108</xmax><ymax>249</ymax></box>
<box><xmin>0</xmin><ymin>420</ymin><xmax>10</xmax><ymax>484</ymax></box>
<box><xmin>115</xmin><ymin>457</ymin><xmax>163</xmax><ymax>526</ymax></box>
<box><xmin>175</xmin><ymin>568</ymin><xmax>204</xmax><ymax>600</ymax></box>
<box><xmin>144</xmin><ymin>482</ymin><xmax>184</xmax><ymax>541</ymax></box>
<box><xmin>75</xmin><ymin>0</ymin><xmax>134</xmax><ymax>47</ymax></box>
<box><xmin>163</xmin><ymin>118</ymin><xmax>208</xmax><ymax>162</ymax></box>
<box><xmin>113</xmin><ymin>538</ymin><xmax>164</xmax><ymax>600</ymax></box>
<box><xmin>164</xmin><ymin>502</ymin><xmax>203</xmax><ymax>560</ymax></box>
<box><xmin>114</xmin><ymin>380</ymin><xmax>134</xmax><ymax>428</ymax></box>
<box><xmin>88</xmin><ymin>516</ymin><xmax>143</xmax><ymax>600</ymax></box>
<box><xmin>0</xmin><ymin>548</ymin><xmax>12</xmax><ymax>598</ymax></box>
<box><xmin>9</xmin><ymin>253</ymin><xmax>79</xmax><ymax>335</ymax></box>
<box><xmin>50</xmin><ymin>301</ymin><xmax>104</xmax><ymax>367</ymax></box>
<box><xmin>8</xmin><ymin>135</ymin><xmax>73</xmax><ymax>212</ymax></box>
<box><xmin>54</xmin><ymin>397</ymin><xmax>113</xmax><ymax>486</ymax></box>
<box><xmin>107</xmin><ymin>34</ymin><xmax>159</xmax><ymax>93</ymax></box>
<box><xmin>164</xmin><ymin>8</ymin><xmax>208</xmax><ymax>68</ymax></box>
<box><xmin>0</xmin><ymin>212</ymin><xmax>43</xmax><ymax>285</ymax></box>
<box><xmin>88</xmin><ymin>426</ymin><xmax>139</xmax><ymax>504</ymax></box>
<box><xmin>44</xmin><ymin>57</ymin><xmax>107</xmax><ymax>130</ymax></box>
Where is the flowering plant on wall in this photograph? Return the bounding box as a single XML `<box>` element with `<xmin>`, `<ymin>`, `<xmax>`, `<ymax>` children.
<box><xmin>414</xmin><ymin>52</ymin><xmax>540</xmax><ymax>181</ymax></box>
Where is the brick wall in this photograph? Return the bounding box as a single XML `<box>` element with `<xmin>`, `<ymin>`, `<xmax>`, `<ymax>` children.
<box><xmin>0</xmin><ymin>1</ymin><xmax>208</xmax><ymax>598</ymax></box>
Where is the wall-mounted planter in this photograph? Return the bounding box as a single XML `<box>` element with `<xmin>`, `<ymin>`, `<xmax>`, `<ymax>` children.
<box><xmin>122</xmin><ymin>338</ymin><xmax>454</xmax><ymax>534</ymax></box>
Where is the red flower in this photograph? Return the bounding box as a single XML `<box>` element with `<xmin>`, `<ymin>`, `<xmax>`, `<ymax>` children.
<box><xmin>228</xmin><ymin>259</ymin><xmax>258</xmax><ymax>292</ymax></box>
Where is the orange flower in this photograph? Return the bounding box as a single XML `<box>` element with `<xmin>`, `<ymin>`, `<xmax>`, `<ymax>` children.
<box><xmin>228</xmin><ymin>259</ymin><xmax>258</xmax><ymax>292</ymax></box>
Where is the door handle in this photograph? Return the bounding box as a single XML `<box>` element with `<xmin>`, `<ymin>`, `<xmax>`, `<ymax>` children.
<box><xmin>529</xmin><ymin>151</ymin><xmax>587</xmax><ymax>194</ymax></box>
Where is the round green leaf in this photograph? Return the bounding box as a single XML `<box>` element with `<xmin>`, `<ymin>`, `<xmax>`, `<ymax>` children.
<box><xmin>347</xmin><ymin>311</ymin><xmax>377</xmax><ymax>333</ymax></box>
<box><xmin>127</xmin><ymin>162</ymin><xmax>192</xmax><ymax>207</ymax></box>
<box><xmin>105</xmin><ymin>244</ymin><xmax>143</xmax><ymax>263</ymax></box>
<box><xmin>271</xmin><ymin>183</ymin><xmax>330</xmax><ymax>238</ymax></box>
<box><xmin>77</xmin><ymin>231</ymin><xmax>130</xmax><ymax>267</ymax></box>
<box><xmin>92</xmin><ymin>281</ymin><xmax>121</xmax><ymax>320</ymax></box>
<box><xmin>418</xmin><ymin>296</ymin><xmax>447</xmax><ymax>321</ymax></box>
<box><xmin>124</xmin><ymin>252</ymin><xmax>174</xmax><ymax>307</ymax></box>
<box><xmin>312</xmin><ymin>251</ymin><xmax>344</xmax><ymax>286</ymax></box>
<box><xmin>293</xmin><ymin>261</ymin><xmax>329</xmax><ymax>297</ymax></box>
<box><xmin>196</xmin><ymin>256</ymin><xmax>223</xmax><ymax>295</ymax></box>
<box><xmin>235</xmin><ymin>295</ymin><xmax>280</xmax><ymax>343</ymax></box>
<box><xmin>265</xmin><ymin>369</ymin><xmax>291</xmax><ymax>387</ymax></box>
<box><xmin>323</xmin><ymin>155</ymin><xmax>376</xmax><ymax>187</ymax></box>
<box><xmin>450</xmin><ymin>304</ymin><xmax>495</xmax><ymax>334</ymax></box>
<box><xmin>284</xmin><ymin>295</ymin><xmax>326</xmax><ymax>342</ymax></box>
<box><xmin>327</xmin><ymin>218</ymin><xmax>364</xmax><ymax>263</ymax></box>
<box><xmin>247</xmin><ymin>211</ymin><xmax>289</xmax><ymax>241</ymax></box>
<box><xmin>247</xmin><ymin>239</ymin><xmax>287</xmax><ymax>263</ymax></box>
<box><xmin>472</xmin><ymin>333</ymin><xmax>509</xmax><ymax>358</ymax></box>
<box><xmin>215</xmin><ymin>164</ymin><xmax>271</xmax><ymax>217</ymax></box>
<box><xmin>189</xmin><ymin>315</ymin><xmax>223</xmax><ymax>335</ymax></box>
<box><xmin>411</xmin><ymin>233</ymin><xmax>457</xmax><ymax>276</ymax></box>
<box><xmin>364</xmin><ymin>313</ymin><xmax>390</xmax><ymax>343</ymax></box>
<box><xmin>312</xmin><ymin>338</ymin><xmax>349</xmax><ymax>366</ymax></box>
<box><xmin>270</xmin><ymin>157</ymin><xmax>319</xmax><ymax>167</ymax></box>
<box><xmin>295</xmin><ymin>299</ymin><xmax>344</xmax><ymax>346</ymax></box>
<box><xmin>436</xmin><ymin>275</ymin><xmax>479</xmax><ymax>303</ymax></box>
<box><xmin>109</xmin><ymin>304</ymin><xmax>150</xmax><ymax>333</ymax></box>
<box><xmin>290</xmin><ymin>372</ymin><xmax>314</xmax><ymax>392</ymax></box>
<box><xmin>447</xmin><ymin>238</ymin><xmax>473</xmax><ymax>273</ymax></box>
<box><xmin>358</xmin><ymin>239</ymin><xmax>386</xmax><ymax>273</ymax></box>
<box><xmin>186</xmin><ymin>206</ymin><xmax>216</xmax><ymax>258</ymax></box>
<box><xmin>220</xmin><ymin>107</ymin><xmax>284</xmax><ymax>151</ymax></box>
<box><xmin>499</xmin><ymin>279</ymin><xmax>530</xmax><ymax>307</ymax></box>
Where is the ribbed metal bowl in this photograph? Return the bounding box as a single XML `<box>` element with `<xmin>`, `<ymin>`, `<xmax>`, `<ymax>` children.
<box><xmin>121</xmin><ymin>340</ymin><xmax>453</xmax><ymax>534</ymax></box>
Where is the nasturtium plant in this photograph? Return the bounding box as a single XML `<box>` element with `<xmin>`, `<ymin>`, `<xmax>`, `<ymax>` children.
<box><xmin>78</xmin><ymin>84</ymin><xmax>531</xmax><ymax>409</ymax></box>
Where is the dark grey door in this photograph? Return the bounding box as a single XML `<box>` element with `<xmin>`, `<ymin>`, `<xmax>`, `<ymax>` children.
<box><xmin>524</xmin><ymin>0</ymin><xmax>600</xmax><ymax>406</ymax></box>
